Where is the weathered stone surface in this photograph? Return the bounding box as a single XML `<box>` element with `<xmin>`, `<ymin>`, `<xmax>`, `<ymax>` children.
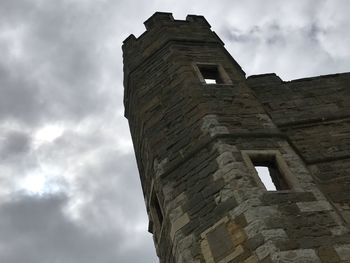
<box><xmin>206</xmin><ymin>224</ymin><xmax>234</xmax><ymax>262</ymax></box>
<box><xmin>123</xmin><ymin>12</ymin><xmax>350</xmax><ymax>263</ymax></box>
<box><xmin>272</xmin><ymin>249</ymin><xmax>321</xmax><ymax>263</ymax></box>
<box><xmin>296</xmin><ymin>201</ymin><xmax>333</xmax><ymax>212</ymax></box>
<box><xmin>335</xmin><ymin>244</ymin><xmax>350</xmax><ymax>260</ymax></box>
<box><xmin>171</xmin><ymin>213</ymin><xmax>190</xmax><ymax>241</ymax></box>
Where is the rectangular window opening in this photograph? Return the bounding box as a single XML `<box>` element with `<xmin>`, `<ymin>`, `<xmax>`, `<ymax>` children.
<box><xmin>253</xmin><ymin>158</ymin><xmax>290</xmax><ymax>191</ymax></box>
<box><xmin>152</xmin><ymin>193</ymin><xmax>163</xmax><ymax>226</ymax></box>
<box><xmin>198</xmin><ymin>64</ymin><xmax>224</xmax><ymax>84</ymax></box>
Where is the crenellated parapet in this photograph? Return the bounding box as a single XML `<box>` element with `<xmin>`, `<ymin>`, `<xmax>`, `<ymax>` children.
<box><xmin>122</xmin><ymin>12</ymin><xmax>220</xmax><ymax>72</ymax></box>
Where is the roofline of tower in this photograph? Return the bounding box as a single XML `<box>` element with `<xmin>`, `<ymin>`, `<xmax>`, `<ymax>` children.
<box><xmin>247</xmin><ymin>71</ymin><xmax>350</xmax><ymax>83</ymax></box>
<box><xmin>123</xmin><ymin>12</ymin><xmax>212</xmax><ymax>46</ymax></box>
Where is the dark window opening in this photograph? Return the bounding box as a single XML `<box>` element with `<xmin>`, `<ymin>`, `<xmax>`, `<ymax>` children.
<box><xmin>198</xmin><ymin>64</ymin><xmax>224</xmax><ymax>84</ymax></box>
<box><xmin>152</xmin><ymin>193</ymin><xmax>163</xmax><ymax>226</ymax></box>
<box><xmin>148</xmin><ymin>221</ymin><xmax>153</xmax><ymax>234</ymax></box>
<box><xmin>252</xmin><ymin>158</ymin><xmax>290</xmax><ymax>191</ymax></box>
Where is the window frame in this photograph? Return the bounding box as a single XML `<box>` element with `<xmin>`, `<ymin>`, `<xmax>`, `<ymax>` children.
<box><xmin>193</xmin><ymin>62</ymin><xmax>232</xmax><ymax>85</ymax></box>
<box><xmin>148</xmin><ymin>182</ymin><xmax>164</xmax><ymax>243</ymax></box>
<box><xmin>241</xmin><ymin>150</ymin><xmax>300</xmax><ymax>192</ymax></box>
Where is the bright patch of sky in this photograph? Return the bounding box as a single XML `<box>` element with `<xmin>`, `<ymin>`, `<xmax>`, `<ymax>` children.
<box><xmin>18</xmin><ymin>164</ymin><xmax>66</xmax><ymax>195</ymax></box>
<box><xmin>255</xmin><ymin>166</ymin><xmax>276</xmax><ymax>191</ymax></box>
<box><xmin>33</xmin><ymin>124</ymin><xmax>64</xmax><ymax>148</ymax></box>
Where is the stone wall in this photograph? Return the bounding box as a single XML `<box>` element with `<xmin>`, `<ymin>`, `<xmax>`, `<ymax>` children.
<box><xmin>247</xmin><ymin>73</ymin><xmax>350</xmax><ymax>229</ymax></box>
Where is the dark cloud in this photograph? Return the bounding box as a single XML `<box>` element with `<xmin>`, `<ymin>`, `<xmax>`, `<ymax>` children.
<box><xmin>0</xmin><ymin>193</ymin><xmax>154</xmax><ymax>263</ymax></box>
<box><xmin>0</xmin><ymin>63</ymin><xmax>43</xmax><ymax>124</ymax></box>
<box><xmin>0</xmin><ymin>130</ymin><xmax>31</xmax><ymax>159</ymax></box>
<box><xmin>0</xmin><ymin>0</ymin><xmax>119</xmax><ymax>126</ymax></box>
<box><xmin>74</xmin><ymin>152</ymin><xmax>147</xmax><ymax>226</ymax></box>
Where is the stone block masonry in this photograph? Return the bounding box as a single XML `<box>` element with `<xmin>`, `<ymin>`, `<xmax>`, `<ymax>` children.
<box><xmin>123</xmin><ymin>12</ymin><xmax>350</xmax><ymax>263</ymax></box>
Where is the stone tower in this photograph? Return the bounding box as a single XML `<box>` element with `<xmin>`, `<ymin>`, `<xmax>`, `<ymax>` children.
<box><xmin>123</xmin><ymin>12</ymin><xmax>350</xmax><ymax>262</ymax></box>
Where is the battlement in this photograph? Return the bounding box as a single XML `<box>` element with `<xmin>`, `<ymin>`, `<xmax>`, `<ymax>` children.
<box><xmin>144</xmin><ymin>12</ymin><xmax>211</xmax><ymax>31</ymax></box>
<box><xmin>123</xmin><ymin>12</ymin><xmax>212</xmax><ymax>46</ymax></box>
<box><xmin>122</xmin><ymin>12</ymin><xmax>224</xmax><ymax>75</ymax></box>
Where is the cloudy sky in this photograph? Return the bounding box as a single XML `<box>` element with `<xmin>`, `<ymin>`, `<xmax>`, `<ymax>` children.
<box><xmin>0</xmin><ymin>0</ymin><xmax>349</xmax><ymax>262</ymax></box>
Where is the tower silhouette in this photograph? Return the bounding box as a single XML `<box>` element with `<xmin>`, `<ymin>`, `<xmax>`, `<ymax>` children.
<box><xmin>123</xmin><ymin>12</ymin><xmax>350</xmax><ymax>263</ymax></box>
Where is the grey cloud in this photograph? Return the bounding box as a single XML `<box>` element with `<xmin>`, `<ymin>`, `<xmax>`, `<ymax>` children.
<box><xmin>0</xmin><ymin>130</ymin><xmax>31</xmax><ymax>159</ymax></box>
<box><xmin>1</xmin><ymin>1</ymin><xmax>168</xmax><ymax>263</ymax></box>
<box><xmin>0</xmin><ymin>0</ymin><xmax>118</xmax><ymax>126</ymax></box>
<box><xmin>0</xmin><ymin>63</ymin><xmax>43</xmax><ymax>124</ymax></box>
<box><xmin>0</xmin><ymin>121</ymin><xmax>156</xmax><ymax>261</ymax></box>
<box><xmin>0</xmin><ymin>193</ymin><xmax>155</xmax><ymax>263</ymax></box>
<box><xmin>72</xmin><ymin>151</ymin><xmax>147</xmax><ymax>228</ymax></box>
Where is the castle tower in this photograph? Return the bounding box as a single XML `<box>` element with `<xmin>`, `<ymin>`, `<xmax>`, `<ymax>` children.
<box><xmin>123</xmin><ymin>13</ymin><xmax>350</xmax><ymax>262</ymax></box>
